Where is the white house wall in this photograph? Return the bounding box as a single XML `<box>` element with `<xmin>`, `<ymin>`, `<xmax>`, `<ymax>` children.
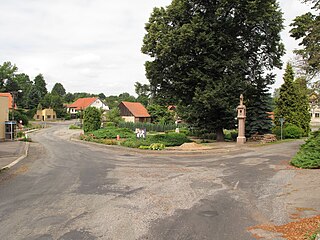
<box><xmin>90</xmin><ymin>99</ymin><xmax>109</xmax><ymax>111</ymax></box>
<box><xmin>310</xmin><ymin>106</ymin><xmax>320</xmax><ymax>131</ymax></box>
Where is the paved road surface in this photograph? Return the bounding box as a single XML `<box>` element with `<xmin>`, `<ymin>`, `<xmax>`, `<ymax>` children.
<box><xmin>0</xmin><ymin>122</ymin><xmax>317</xmax><ymax>240</ymax></box>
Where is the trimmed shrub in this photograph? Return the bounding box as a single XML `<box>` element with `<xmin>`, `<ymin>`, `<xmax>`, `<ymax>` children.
<box><xmin>291</xmin><ymin>130</ymin><xmax>320</xmax><ymax>169</ymax></box>
<box><xmin>117</xmin><ymin>121</ymin><xmax>187</xmax><ymax>132</ymax></box>
<box><xmin>272</xmin><ymin>123</ymin><xmax>304</xmax><ymax>139</ymax></box>
<box><xmin>148</xmin><ymin>132</ymin><xmax>190</xmax><ymax>146</ymax></box>
<box><xmin>285</xmin><ymin>124</ymin><xmax>304</xmax><ymax>139</ymax></box>
<box><xmin>83</xmin><ymin>107</ymin><xmax>101</xmax><ymax>133</ymax></box>
<box><xmin>90</xmin><ymin>127</ymin><xmax>134</xmax><ymax>139</ymax></box>
<box><xmin>224</xmin><ymin>129</ymin><xmax>238</xmax><ymax>141</ymax></box>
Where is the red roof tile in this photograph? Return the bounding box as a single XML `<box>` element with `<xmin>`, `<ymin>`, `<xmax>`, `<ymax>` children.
<box><xmin>121</xmin><ymin>101</ymin><xmax>150</xmax><ymax>117</ymax></box>
<box><xmin>69</xmin><ymin>97</ymin><xmax>97</xmax><ymax>110</ymax></box>
<box><xmin>0</xmin><ymin>93</ymin><xmax>17</xmax><ymax>109</ymax></box>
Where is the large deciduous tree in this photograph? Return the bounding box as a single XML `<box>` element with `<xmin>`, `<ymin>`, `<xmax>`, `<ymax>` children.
<box><xmin>135</xmin><ymin>82</ymin><xmax>150</xmax><ymax>106</ymax></box>
<box><xmin>142</xmin><ymin>0</ymin><xmax>284</xmax><ymax>140</ymax></box>
<box><xmin>290</xmin><ymin>0</ymin><xmax>320</xmax><ymax>77</ymax></box>
<box><xmin>0</xmin><ymin>62</ymin><xmax>18</xmax><ymax>92</ymax></box>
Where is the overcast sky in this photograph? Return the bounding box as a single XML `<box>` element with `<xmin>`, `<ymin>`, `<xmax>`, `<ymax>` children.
<box><xmin>0</xmin><ymin>0</ymin><xmax>313</xmax><ymax>96</ymax></box>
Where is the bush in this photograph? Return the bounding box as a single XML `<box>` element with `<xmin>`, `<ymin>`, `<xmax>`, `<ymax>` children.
<box><xmin>10</xmin><ymin>110</ymin><xmax>29</xmax><ymax>125</ymax></box>
<box><xmin>81</xmin><ymin>127</ymin><xmax>190</xmax><ymax>149</ymax></box>
<box><xmin>121</xmin><ymin>138</ymin><xmax>148</xmax><ymax>148</ymax></box>
<box><xmin>149</xmin><ymin>143</ymin><xmax>165</xmax><ymax>150</ymax></box>
<box><xmin>148</xmin><ymin>132</ymin><xmax>190</xmax><ymax>146</ymax></box>
<box><xmin>69</xmin><ymin>124</ymin><xmax>81</xmax><ymax>129</ymax></box>
<box><xmin>103</xmin><ymin>122</ymin><xmax>116</xmax><ymax>128</ymax></box>
<box><xmin>285</xmin><ymin>124</ymin><xmax>304</xmax><ymax>139</ymax></box>
<box><xmin>290</xmin><ymin>130</ymin><xmax>320</xmax><ymax>169</ymax></box>
<box><xmin>224</xmin><ymin>129</ymin><xmax>238</xmax><ymax>141</ymax></box>
<box><xmin>90</xmin><ymin>127</ymin><xmax>135</xmax><ymax>139</ymax></box>
<box><xmin>121</xmin><ymin>132</ymin><xmax>190</xmax><ymax>148</ymax></box>
<box><xmin>272</xmin><ymin>123</ymin><xmax>303</xmax><ymax>139</ymax></box>
<box><xmin>83</xmin><ymin>107</ymin><xmax>101</xmax><ymax>132</ymax></box>
<box><xmin>117</xmin><ymin>121</ymin><xmax>187</xmax><ymax>132</ymax></box>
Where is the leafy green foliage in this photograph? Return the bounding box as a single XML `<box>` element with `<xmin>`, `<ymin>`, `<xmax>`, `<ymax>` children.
<box><xmin>272</xmin><ymin>123</ymin><xmax>304</xmax><ymax>139</ymax></box>
<box><xmin>148</xmin><ymin>143</ymin><xmax>165</xmax><ymax>150</ymax></box>
<box><xmin>148</xmin><ymin>132</ymin><xmax>190</xmax><ymax>146</ymax></box>
<box><xmin>135</xmin><ymin>82</ymin><xmax>150</xmax><ymax>106</ymax></box>
<box><xmin>121</xmin><ymin>133</ymin><xmax>190</xmax><ymax>148</ymax></box>
<box><xmin>274</xmin><ymin>63</ymin><xmax>311</xmax><ymax>135</ymax></box>
<box><xmin>285</xmin><ymin>124</ymin><xmax>304</xmax><ymax>139</ymax></box>
<box><xmin>118</xmin><ymin>121</ymin><xmax>182</xmax><ymax>132</ymax></box>
<box><xmin>51</xmin><ymin>83</ymin><xmax>66</xmax><ymax>97</ymax></box>
<box><xmin>41</xmin><ymin>93</ymin><xmax>66</xmax><ymax>118</ymax></box>
<box><xmin>224</xmin><ymin>130</ymin><xmax>238</xmax><ymax>141</ymax></box>
<box><xmin>34</xmin><ymin>74</ymin><xmax>47</xmax><ymax>99</ymax></box>
<box><xmin>69</xmin><ymin>124</ymin><xmax>81</xmax><ymax>129</ymax></box>
<box><xmin>9</xmin><ymin>110</ymin><xmax>29</xmax><ymax>125</ymax></box>
<box><xmin>83</xmin><ymin>107</ymin><xmax>101</xmax><ymax>132</ymax></box>
<box><xmin>103</xmin><ymin>107</ymin><xmax>124</xmax><ymax>124</ymax></box>
<box><xmin>142</xmin><ymin>0</ymin><xmax>284</xmax><ymax>140</ymax></box>
<box><xmin>0</xmin><ymin>61</ymin><xmax>18</xmax><ymax>92</ymax></box>
<box><xmin>147</xmin><ymin>104</ymin><xmax>175</xmax><ymax>124</ymax></box>
<box><xmin>291</xmin><ymin>130</ymin><xmax>320</xmax><ymax>168</ymax></box>
<box><xmin>90</xmin><ymin>127</ymin><xmax>134</xmax><ymax>139</ymax></box>
<box><xmin>290</xmin><ymin>4</ymin><xmax>320</xmax><ymax>76</ymax></box>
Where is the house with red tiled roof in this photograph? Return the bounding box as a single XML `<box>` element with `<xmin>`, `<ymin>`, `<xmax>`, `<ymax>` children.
<box><xmin>118</xmin><ymin>101</ymin><xmax>151</xmax><ymax>123</ymax></box>
<box><xmin>0</xmin><ymin>93</ymin><xmax>17</xmax><ymax>109</ymax></box>
<box><xmin>67</xmin><ymin>97</ymin><xmax>109</xmax><ymax>118</ymax></box>
<box><xmin>0</xmin><ymin>96</ymin><xmax>9</xmax><ymax>141</ymax></box>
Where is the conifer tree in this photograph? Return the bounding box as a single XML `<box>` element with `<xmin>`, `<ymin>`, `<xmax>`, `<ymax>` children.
<box><xmin>294</xmin><ymin>77</ymin><xmax>311</xmax><ymax>134</ymax></box>
<box><xmin>274</xmin><ymin>63</ymin><xmax>311</xmax><ymax>135</ymax></box>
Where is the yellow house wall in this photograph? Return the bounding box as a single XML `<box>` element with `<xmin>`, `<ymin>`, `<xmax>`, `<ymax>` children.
<box><xmin>121</xmin><ymin>116</ymin><xmax>135</xmax><ymax>123</ymax></box>
<box><xmin>34</xmin><ymin>109</ymin><xmax>57</xmax><ymax>121</ymax></box>
<box><xmin>0</xmin><ymin>97</ymin><xmax>9</xmax><ymax>141</ymax></box>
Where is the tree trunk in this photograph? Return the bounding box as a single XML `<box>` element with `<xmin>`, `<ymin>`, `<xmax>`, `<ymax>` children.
<box><xmin>216</xmin><ymin>128</ymin><xmax>225</xmax><ymax>142</ymax></box>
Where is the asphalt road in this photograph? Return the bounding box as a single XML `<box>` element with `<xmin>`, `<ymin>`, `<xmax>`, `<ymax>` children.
<box><xmin>0</xmin><ymin>122</ymin><xmax>310</xmax><ymax>240</ymax></box>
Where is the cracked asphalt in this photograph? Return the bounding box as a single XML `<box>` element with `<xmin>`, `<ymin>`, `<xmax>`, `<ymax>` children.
<box><xmin>0</xmin><ymin>122</ymin><xmax>319</xmax><ymax>240</ymax></box>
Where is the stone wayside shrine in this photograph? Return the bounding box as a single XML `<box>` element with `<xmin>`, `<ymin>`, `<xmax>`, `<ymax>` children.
<box><xmin>237</xmin><ymin>94</ymin><xmax>246</xmax><ymax>144</ymax></box>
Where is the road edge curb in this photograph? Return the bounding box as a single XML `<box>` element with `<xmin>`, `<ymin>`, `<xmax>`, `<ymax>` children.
<box><xmin>1</xmin><ymin>142</ymin><xmax>30</xmax><ymax>170</ymax></box>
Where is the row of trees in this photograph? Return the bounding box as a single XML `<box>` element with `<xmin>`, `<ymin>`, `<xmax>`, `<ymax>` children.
<box><xmin>0</xmin><ymin>61</ymin><xmax>176</xmax><ymax>123</ymax></box>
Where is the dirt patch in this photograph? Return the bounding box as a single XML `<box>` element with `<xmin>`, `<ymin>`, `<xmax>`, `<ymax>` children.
<box><xmin>176</xmin><ymin>142</ymin><xmax>212</xmax><ymax>150</ymax></box>
<box><xmin>248</xmin><ymin>215</ymin><xmax>320</xmax><ymax>240</ymax></box>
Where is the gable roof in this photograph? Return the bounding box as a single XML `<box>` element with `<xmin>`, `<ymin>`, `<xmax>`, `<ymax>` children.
<box><xmin>0</xmin><ymin>93</ymin><xmax>17</xmax><ymax>109</ymax></box>
<box><xmin>69</xmin><ymin>97</ymin><xmax>97</xmax><ymax>110</ymax></box>
<box><xmin>120</xmin><ymin>101</ymin><xmax>150</xmax><ymax>117</ymax></box>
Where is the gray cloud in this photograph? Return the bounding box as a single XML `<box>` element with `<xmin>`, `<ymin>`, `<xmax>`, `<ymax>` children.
<box><xmin>0</xmin><ymin>0</ymin><xmax>313</xmax><ymax>95</ymax></box>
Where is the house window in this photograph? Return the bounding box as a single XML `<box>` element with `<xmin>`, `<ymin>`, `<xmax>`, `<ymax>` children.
<box><xmin>315</xmin><ymin>113</ymin><xmax>320</xmax><ymax>118</ymax></box>
<box><xmin>37</xmin><ymin>115</ymin><xmax>40</xmax><ymax>119</ymax></box>
<box><xmin>47</xmin><ymin>115</ymin><xmax>51</xmax><ymax>119</ymax></box>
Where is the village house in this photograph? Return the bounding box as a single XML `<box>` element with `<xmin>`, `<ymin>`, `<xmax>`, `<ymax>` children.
<box><xmin>309</xmin><ymin>94</ymin><xmax>320</xmax><ymax>131</ymax></box>
<box><xmin>0</xmin><ymin>92</ymin><xmax>17</xmax><ymax>110</ymax></box>
<box><xmin>0</xmin><ymin>96</ymin><xmax>9</xmax><ymax>141</ymax></box>
<box><xmin>67</xmin><ymin>97</ymin><xmax>109</xmax><ymax>118</ymax></box>
<box><xmin>118</xmin><ymin>101</ymin><xmax>151</xmax><ymax>123</ymax></box>
<box><xmin>310</xmin><ymin>105</ymin><xmax>320</xmax><ymax>131</ymax></box>
<box><xmin>33</xmin><ymin>108</ymin><xmax>57</xmax><ymax>121</ymax></box>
